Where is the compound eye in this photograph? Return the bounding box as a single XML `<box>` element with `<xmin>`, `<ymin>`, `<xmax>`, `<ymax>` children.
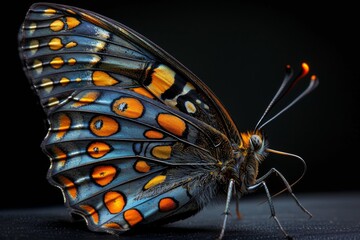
<box><xmin>250</xmin><ymin>135</ymin><xmax>262</xmax><ymax>150</ymax></box>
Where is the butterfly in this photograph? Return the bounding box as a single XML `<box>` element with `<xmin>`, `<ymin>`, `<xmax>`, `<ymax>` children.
<box><xmin>18</xmin><ymin>2</ymin><xmax>319</xmax><ymax>239</ymax></box>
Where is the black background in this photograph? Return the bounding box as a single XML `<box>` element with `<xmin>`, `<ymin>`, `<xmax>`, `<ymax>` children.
<box><xmin>3</xmin><ymin>1</ymin><xmax>359</xmax><ymax>209</ymax></box>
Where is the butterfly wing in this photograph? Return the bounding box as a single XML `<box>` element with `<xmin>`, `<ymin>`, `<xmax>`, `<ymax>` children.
<box><xmin>18</xmin><ymin>2</ymin><xmax>240</xmax><ymax>144</ymax></box>
<box><xmin>44</xmin><ymin>87</ymin><xmax>232</xmax><ymax>233</ymax></box>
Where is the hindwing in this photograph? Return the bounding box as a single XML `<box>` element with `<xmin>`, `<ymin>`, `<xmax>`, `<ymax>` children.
<box><xmin>43</xmin><ymin>87</ymin><xmax>233</xmax><ymax>232</ymax></box>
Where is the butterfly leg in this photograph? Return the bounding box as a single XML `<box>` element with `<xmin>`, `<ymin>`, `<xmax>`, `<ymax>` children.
<box><xmin>256</xmin><ymin>168</ymin><xmax>312</xmax><ymax>217</ymax></box>
<box><xmin>247</xmin><ymin>181</ymin><xmax>292</xmax><ymax>239</ymax></box>
<box><xmin>235</xmin><ymin>194</ymin><xmax>242</xmax><ymax>219</ymax></box>
<box><xmin>218</xmin><ymin>178</ymin><xmax>235</xmax><ymax>240</ymax></box>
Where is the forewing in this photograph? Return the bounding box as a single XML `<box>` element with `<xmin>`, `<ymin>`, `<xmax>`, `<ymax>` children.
<box><xmin>43</xmin><ymin>87</ymin><xmax>233</xmax><ymax>233</ymax></box>
<box><xmin>18</xmin><ymin>3</ymin><xmax>240</xmax><ymax>144</ymax></box>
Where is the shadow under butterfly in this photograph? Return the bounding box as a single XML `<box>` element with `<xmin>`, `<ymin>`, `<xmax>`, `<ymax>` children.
<box><xmin>18</xmin><ymin>2</ymin><xmax>319</xmax><ymax>239</ymax></box>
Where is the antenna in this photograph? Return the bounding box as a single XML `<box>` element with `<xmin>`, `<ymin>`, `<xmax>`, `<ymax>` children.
<box><xmin>254</xmin><ymin>63</ymin><xmax>319</xmax><ymax>130</ymax></box>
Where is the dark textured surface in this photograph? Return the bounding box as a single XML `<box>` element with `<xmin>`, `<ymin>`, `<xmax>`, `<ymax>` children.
<box><xmin>1</xmin><ymin>192</ymin><xmax>359</xmax><ymax>240</ymax></box>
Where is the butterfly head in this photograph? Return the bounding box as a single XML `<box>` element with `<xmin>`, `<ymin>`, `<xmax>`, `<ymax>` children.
<box><xmin>239</xmin><ymin>130</ymin><xmax>268</xmax><ymax>162</ymax></box>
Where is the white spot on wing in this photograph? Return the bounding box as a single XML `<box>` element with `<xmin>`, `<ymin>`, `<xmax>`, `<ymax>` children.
<box><xmin>89</xmin><ymin>55</ymin><xmax>101</xmax><ymax>66</ymax></box>
<box><xmin>163</xmin><ymin>81</ymin><xmax>196</xmax><ymax>112</ymax></box>
<box><xmin>32</xmin><ymin>59</ymin><xmax>43</xmax><ymax>74</ymax></box>
<box><xmin>185</xmin><ymin>101</ymin><xmax>196</xmax><ymax>113</ymax></box>
<box><xmin>29</xmin><ymin>22</ymin><xmax>37</xmax><ymax>35</ymax></box>
<box><xmin>40</xmin><ymin>78</ymin><xmax>54</xmax><ymax>93</ymax></box>
<box><xmin>183</xmin><ymin>82</ymin><xmax>195</xmax><ymax>94</ymax></box>
<box><xmin>95</xmin><ymin>27</ymin><xmax>110</xmax><ymax>39</ymax></box>
<box><xmin>94</xmin><ymin>41</ymin><xmax>106</xmax><ymax>52</ymax></box>
<box><xmin>164</xmin><ymin>99</ymin><xmax>178</xmax><ymax>109</ymax></box>
<box><xmin>47</xmin><ymin>97</ymin><xmax>59</xmax><ymax>107</ymax></box>
<box><xmin>29</xmin><ymin>39</ymin><xmax>39</xmax><ymax>55</ymax></box>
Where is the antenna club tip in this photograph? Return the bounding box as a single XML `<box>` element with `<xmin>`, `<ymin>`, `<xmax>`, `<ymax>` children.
<box><xmin>285</xmin><ymin>64</ymin><xmax>293</xmax><ymax>74</ymax></box>
<box><xmin>301</xmin><ymin>62</ymin><xmax>310</xmax><ymax>73</ymax></box>
<box><xmin>311</xmin><ymin>75</ymin><xmax>317</xmax><ymax>81</ymax></box>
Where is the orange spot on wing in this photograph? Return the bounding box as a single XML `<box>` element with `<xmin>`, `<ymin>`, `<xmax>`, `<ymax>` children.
<box><xmin>144</xmin><ymin>175</ymin><xmax>166</xmax><ymax>190</ymax></box>
<box><xmin>58</xmin><ymin>176</ymin><xmax>77</xmax><ymax>199</ymax></box>
<box><xmin>91</xmin><ymin>165</ymin><xmax>117</xmax><ymax>186</ymax></box>
<box><xmin>112</xmin><ymin>97</ymin><xmax>144</xmax><ymax>119</ymax></box>
<box><xmin>49</xmin><ymin>37</ymin><xmax>63</xmax><ymax>50</ymax></box>
<box><xmin>43</xmin><ymin>8</ymin><xmax>57</xmax><ymax>16</ymax></box>
<box><xmin>80</xmin><ymin>205</ymin><xmax>99</xmax><ymax>224</ymax></box>
<box><xmin>65</xmin><ymin>41</ymin><xmax>77</xmax><ymax>48</ymax></box>
<box><xmin>147</xmin><ymin>64</ymin><xmax>175</xmax><ymax>97</ymax></box>
<box><xmin>131</xmin><ymin>87</ymin><xmax>155</xmax><ymax>99</ymax></box>
<box><xmin>92</xmin><ymin>71</ymin><xmax>119</xmax><ymax>86</ymax></box>
<box><xmin>103</xmin><ymin>222</ymin><xmax>122</xmax><ymax>230</ymax></box>
<box><xmin>50</xmin><ymin>56</ymin><xmax>64</xmax><ymax>69</ymax></box>
<box><xmin>68</xmin><ymin>58</ymin><xmax>76</xmax><ymax>66</ymax></box>
<box><xmin>123</xmin><ymin>209</ymin><xmax>143</xmax><ymax>227</ymax></box>
<box><xmin>90</xmin><ymin>115</ymin><xmax>119</xmax><ymax>137</ymax></box>
<box><xmin>104</xmin><ymin>191</ymin><xmax>126</xmax><ymax>214</ymax></box>
<box><xmin>151</xmin><ymin>145</ymin><xmax>172</xmax><ymax>159</ymax></box>
<box><xmin>144</xmin><ymin>130</ymin><xmax>164</xmax><ymax>139</ymax></box>
<box><xmin>56</xmin><ymin>114</ymin><xmax>71</xmax><ymax>139</ymax></box>
<box><xmin>59</xmin><ymin>77</ymin><xmax>70</xmax><ymax>86</ymax></box>
<box><xmin>157</xmin><ymin>113</ymin><xmax>186</xmax><ymax>137</ymax></box>
<box><xmin>66</xmin><ymin>17</ymin><xmax>80</xmax><ymax>29</ymax></box>
<box><xmin>50</xmin><ymin>19</ymin><xmax>64</xmax><ymax>32</ymax></box>
<box><xmin>159</xmin><ymin>197</ymin><xmax>178</xmax><ymax>212</ymax></box>
<box><xmin>87</xmin><ymin>142</ymin><xmax>112</xmax><ymax>159</ymax></box>
<box><xmin>52</xmin><ymin>146</ymin><xmax>67</xmax><ymax>167</ymax></box>
<box><xmin>134</xmin><ymin>160</ymin><xmax>151</xmax><ymax>173</ymax></box>
<box><xmin>72</xmin><ymin>91</ymin><xmax>100</xmax><ymax>108</ymax></box>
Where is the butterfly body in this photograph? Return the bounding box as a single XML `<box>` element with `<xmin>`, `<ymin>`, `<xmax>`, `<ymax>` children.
<box><xmin>19</xmin><ymin>3</ymin><xmax>317</xmax><ymax>238</ymax></box>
